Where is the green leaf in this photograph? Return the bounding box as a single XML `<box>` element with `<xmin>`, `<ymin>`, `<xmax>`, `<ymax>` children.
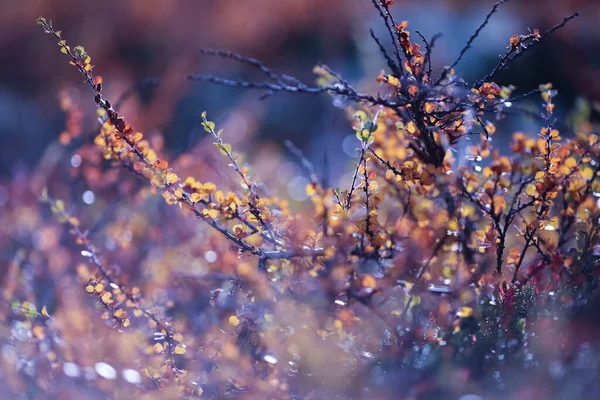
<box><xmin>214</xmin><ymin>143</ymin><xmax>232</xmax><ymax>155</ymax></box>
<box><xmin>202</xmin><ymin>121</ymin><xmax>215</xmax><ymax>133</ymax></box>
<box><xmin>356</xmin><ymin>128</ymin><xmax>373</xmax><ymax>143</ymax></box>
<box><xmin>73</xmin><ymin>46</ymin><xmax>85</xmax><ymax>57</ymax></box>
<box><xmin>354</xmin><ymin>110</ymin><xmax>367</xmax><ymax>122</ymax></box>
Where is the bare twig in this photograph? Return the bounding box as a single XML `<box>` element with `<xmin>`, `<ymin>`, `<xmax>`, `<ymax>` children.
<box><xmin>477</xmin><ymin>12</ymin><xmax>579</xmax><ymax>87</ymax></box>
<box><xmin>438</xmin><ymin>0</ymin><xmax>509</xmax><ymax>84</ymax></box>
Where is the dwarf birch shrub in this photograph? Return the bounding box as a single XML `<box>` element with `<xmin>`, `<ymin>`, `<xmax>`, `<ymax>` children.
<box><xmin>2</xmin><ymin>2</ymin><xmax>599</xmax><ymax>399</ymax></box>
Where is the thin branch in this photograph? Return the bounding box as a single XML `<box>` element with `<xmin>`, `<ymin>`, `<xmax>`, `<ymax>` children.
<box><xmin>477</xmin><ymin>12</ymin><xmax>579</xmax><ymax>86</ymax></box>
<box><xmin>284</xmin><ymin>140</ymin><xmax>320</xmax><ymax>186</ymax></box>
<box><xmin>438</xmin><ymin>0</ymin><xmax>509</xmax><ymax>84</ymax></box>
<box><xmin>415</xmin><ymin>30</ymin><xmax>442</xmax><ymax>80</ymax></box>
<box><xmin>512</xmin><ymin>227</ymin><xmax>535</xmax><ymax>283</ymax></box>
<box><xmin>184</xmin><ymin>73</ymin><xmax>407</xmax><ymax>110</ymax></box>
<box><xmin>199</xmin><ymin>48</ymin><xmax>282</xmax><ymax>83</ymax></box>
<box><xmin>346</xmin><ymin>107</ymin><xmax>383</xmax><ymax>210</ymax></box>
<box><xmin>370</xmin><ymin>0</ymin><xmax>404</xmax><ymax>76</ymax></box>
<box><xmin>370</xmin><ymin>28</ymin><xmax>402</xmax><ymax>77</ymax></box>
<box><xmin>369</xmin><ymin>148</ymin><xmax>402</xmax><ymax>178</ymax></box>
<box><xmin>41</xmin><ymin>193</ymin><xmax>182</xmax><ymax>372</ymax></box>
<box><xmin>38</xmin><ymin>20</ymin><xmax>323</xmax><ymax>266</ymax></box>
<box><xmin>361</xmin><ymin>157</ymin><xmax>372</xmax><ymax>250</ymax></box>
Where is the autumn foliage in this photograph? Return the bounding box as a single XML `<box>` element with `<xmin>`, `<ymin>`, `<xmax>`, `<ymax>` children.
<box><xmin>2</xmin><ymin>2</ymin><xmax>599</xmax><ymax>399</ymax></box>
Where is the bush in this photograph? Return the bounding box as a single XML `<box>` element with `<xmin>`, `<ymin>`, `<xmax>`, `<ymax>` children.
<box><xmin>1</xmin><ymin>2</ymin><xmax>598</xmax><ymax>399</ymax></box>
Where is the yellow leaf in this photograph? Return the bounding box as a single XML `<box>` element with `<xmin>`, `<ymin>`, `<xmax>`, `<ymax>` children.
<box><xmin>101</xmin><ymin>292</ymin><xmax>112</xmax><ymax>304</ymax></box>
<box><xmin>131</xmin><ymin>132</ymin><xmax>143</xmax><ymax>142</ymax></box>
<box><xmin>167</xmin><ymin>172</ymin><xmax>178</xmax><ymax>184</ymax></box>
<box><xmin>202</xmin><ymin>182</ymin><xmax>216</xmax><ymax>193</ymax></box>
<box><xmin>535</xmin><ymin>171</ymin><xmax>546</xmax><ymax>182</ymax></box>
<box><xmin>85</xmin><ymin>285</ymin><xmax>94</xmax><ymax>293</ymax></box>
<box><xmin>493</xmin><ymin>195</ymin><xmax>506</xmax><ymax>215</ymax></box>
<box><xmin>202</xmin><ymin>209</ymin><xmax>219</xmax><ymax>219</ymax></box>
<box><xmin>578</xmin><ymin>208</ymin><xmax>590</xmax><ymax>221</ymax></box>
<box><xmin>442</xmin><ymin>266</ymin><xmax>453</xmax><ymax>279</ymax></box>
<box><xmin>568</xmin><ymin>176</ymin><xmax>586</xmax><ymax>192</ymax></box>
<box><xmin>183</xmin><ymin>177</ymin><xmax>196</xmax><ymax>187</ymax></box>
<box><xmin>546</xmin><ymin>216</ymin><xmax>559</xmax><ymax>230</ymax></box>
<box><xmin>387</xmin><ymin>75</ymin><xmax>401</xmax><ymax>87</ymax></box>
<box><xmin>360</xmin><ymin>274</ymin><xmax>377</xmax><ymax>289</ymax></box>
<box><xmin>32</xmin><ymin>326</ymin><xmax>45</xmax><ymax>340</ymax></box>
<box><xmin>410</xmin><ymin>294</ymin><xmax>421</xmax><ymax>306</ymax></box>
<box><xmin>190</xmin><ymin>193</ymin><xmax>202</xmax><ymax>203</ymax></box>
<box><xmin>306</xmin><ymin>184</ymin><xmax>317</xmax><ymax>196</ymax></box>
<box><xmin>564</xmin><ymin>157</ymin><xmax>577</xmax><ymax>168</ymax></box>
<box><xmin>334</xmin><ymin>319</ymin><xmax>343</xmax><ymax>331</ymax></box>
<box><xmin>229</xmin><ymin>315</ymin><xmax>240</xmax><ymax>327</ymax></box>
<box><xmin>581</xmin><ymin>166</ymin><xmax>594</xmax><ymax>180</ymax></box>
<box><xmin>95</xmin><ymin>283</ymin><xmax>104</xmax><ymax>293</ymax></box>
<box><xmin>232</xmin><ymin>224</ymin><xmax>247</xmax><ymax>238</ymax></box>
<box><xmin>175</xmin><ymin>345</ymin><xmax>186</xmax><ymax>355</ymax></box>
<box><xmin>51</xmin><ymin>200</ymin><xmax>64</xmax><ymax>214</ymax></box>
<box><xmin>526</xmin><ymin>184</ymin><xmax>536</xmax><ymax>197</ymax></box>
<box><xmin>457</xmin><ymin>306</ymin><xmax>473</xmax><ymax>318</ymax></box>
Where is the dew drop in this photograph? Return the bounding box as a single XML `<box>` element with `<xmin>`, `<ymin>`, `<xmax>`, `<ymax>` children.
<box><xmin>204</xmin><ymin>251</ymin><xmax>217</xmax><ymax>263</ymax></box>
<box><xmin>263</xmin><ymin>354</ymin><xmax>278</xmax><ymax>364</ymax></box>
<box><xmin>63</xmin><ymin>362</ymin><xmax>82</xmax><ymax>378</ymax></box>
<box><xmin>82</xmin><ymin>190</ymin><xmax>95</xmax><ymax>205</ymax></box>
<box><xmin>122</xmin><ymin>368</ymin><xmax>141</xmax><ymax>384</ymax></box>
<box><xmin>71</xmin><ymin>154</ymin><xmax>82</xmax><ymax>168</ymax></box>
<box><xmin>94</xmin><ymin>362</ymin><xmax>117</xmax><ymax>380</ymax></box>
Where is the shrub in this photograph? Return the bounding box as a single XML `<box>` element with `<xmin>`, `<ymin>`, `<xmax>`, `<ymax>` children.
<box><xmin>1</xmin><ymin>2</ymin><xmax>598</xmax><ymax>399</ymax></box>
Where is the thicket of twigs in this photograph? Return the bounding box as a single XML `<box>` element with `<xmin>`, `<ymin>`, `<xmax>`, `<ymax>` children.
<box><xmin>1</xmin><ymin>1</ymin><xmax>599</xmax><ymax>399</ymax></box>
